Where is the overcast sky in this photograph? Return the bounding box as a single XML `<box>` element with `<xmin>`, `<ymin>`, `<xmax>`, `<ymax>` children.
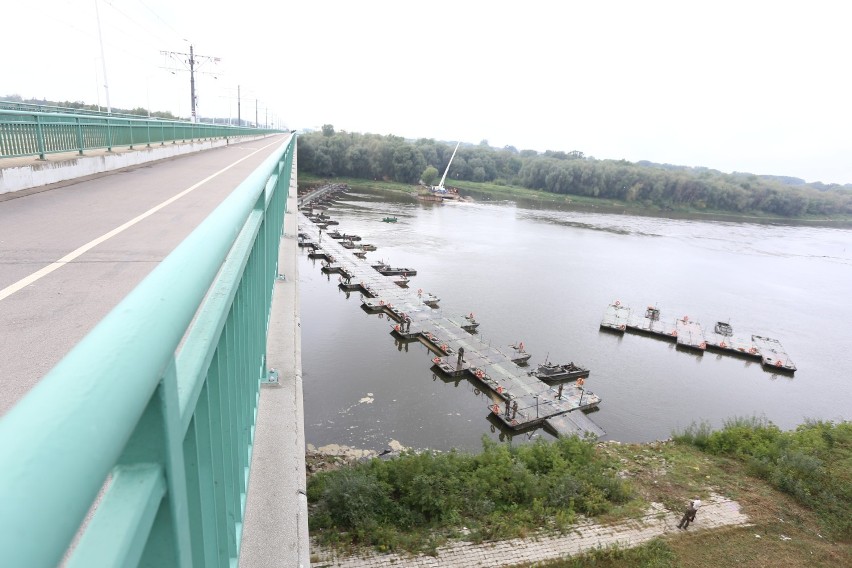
<box><xmin>3</xmin><ymin>1</ymin><xmax>851</xmax><ymax>184</ymax></box>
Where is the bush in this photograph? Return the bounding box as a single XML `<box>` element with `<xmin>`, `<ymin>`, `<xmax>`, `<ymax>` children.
<box><xmin>307</xmin><ymin>435</ymin><xmax>633</xmax><ymax>552</ymax></box>
<box><xmin>309</xmin><ymin>468</ymin><xmax>402</xmax><ymax>532</ymax></box>
<box><xmin>671</xmin><ymin>419</ymin><xmax>713</xmax><ymax>450</ymax></box>
<box><xmin>674</xmin><ymin>418</ymin><xmax>852</xmax><ymax>540</ymax></box>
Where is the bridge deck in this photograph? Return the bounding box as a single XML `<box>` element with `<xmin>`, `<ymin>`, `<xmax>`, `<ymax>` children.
<box><xmin>299</xmin><ymin>199</ymin><xmax>603</xmax><ymax>438</ymax></box>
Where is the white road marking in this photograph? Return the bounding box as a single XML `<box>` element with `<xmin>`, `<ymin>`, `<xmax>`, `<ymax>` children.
<box><xmin>0</xmin><ymin>138</ymin><xmax>282</xmax><ymax>302</ymax></box>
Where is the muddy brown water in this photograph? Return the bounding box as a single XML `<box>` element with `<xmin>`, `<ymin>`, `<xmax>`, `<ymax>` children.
<box><xmin>300</xmin><ymin>189</ymin><xmax>852</xmax><ymax>453</ymax></box>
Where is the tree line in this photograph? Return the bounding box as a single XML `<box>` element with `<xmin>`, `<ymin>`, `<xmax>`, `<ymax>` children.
<box><xmin>2</xmin><ymin>94</ymin><xmax>179</xmax><ymax>120</ymax></box>
<box><xmin>297</xmin><ymin>125</ymin><xmax>852</xmax><ymax>218</ymax></box>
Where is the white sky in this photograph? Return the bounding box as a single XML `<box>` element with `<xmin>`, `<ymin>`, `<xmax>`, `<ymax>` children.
<box><xmin>3</xmin><ymin>0</ymin><xmax>851</xmax><ymax>184</ymax></box>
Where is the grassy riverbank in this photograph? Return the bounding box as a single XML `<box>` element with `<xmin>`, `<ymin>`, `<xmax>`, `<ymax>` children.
<box><xmin>306</xmin><ymin>419</ymin><xmax>851</xmax><ymax>566</ymax></box>
<box><xmin>297</xmin><ymin>173</ymin><xmax>852</xmax><ymax>225</ymax></box>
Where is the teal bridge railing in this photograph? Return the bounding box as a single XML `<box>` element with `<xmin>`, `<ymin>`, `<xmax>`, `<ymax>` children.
<box><xmin>0</xmin><ymin>108</ymin><xmax>280</xmax><ymax>160</ymax></box>
<box><xmin>0</xmin><ymin>135</ymin><xmax>296</xmax><ymax>566</ymax></box>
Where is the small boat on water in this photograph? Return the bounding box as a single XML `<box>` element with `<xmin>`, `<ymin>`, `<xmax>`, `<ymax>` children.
<box><xmin>394</xmin><ymin>275</ymin><xmax>410</xmax><ymax>288</ymax></box>
<box><xmin>382</xmin><ymin>216</ymin><xmax>398</xmax><ymax>223</ymax></box>
<box><xmin>509</xmin><ymin>342</ymin><xmax>531</xmax><ymax>365</ymax></box>
<box><xmin>715</xmin><ymin>321</ymin><xmax>733</xmax><ymax>336</ymax></box>
<box><xmin>530</xmin><ymin>362</ymin><xmax>590</xmax><ymax>383</ymax></box>
<box><xmin>359</xmin><ymin>243</ymin><xmax>377</xmax><ymax>251</ymax></box>
<box><xmin>461</xmin><ymin>313</ymin><xmax>480</xmax><ymax>332</ymax></box>
<box><xmin>421</xmin><ymin>293</ymin><xmax>440</xmax><ymax>307</ymax></box>
<box><xmin>376</xmin><ymin>266</ymin><xmax>417</xmax><ymax>276</ymax></box>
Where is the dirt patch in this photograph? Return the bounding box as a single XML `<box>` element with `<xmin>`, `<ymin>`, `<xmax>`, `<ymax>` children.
<box><xmin>306</xmin><ymin>440</ymin><xmax>409</xmax><ymax>476</ymax></box>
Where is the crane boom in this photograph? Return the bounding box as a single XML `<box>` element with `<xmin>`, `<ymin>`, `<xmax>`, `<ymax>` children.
<box><xmin>436</xmin><ymin>141</ymin><xmax>461</xmax><ymax>191</ymax></box>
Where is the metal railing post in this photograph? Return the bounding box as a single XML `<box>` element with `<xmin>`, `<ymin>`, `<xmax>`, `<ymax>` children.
<box><xmin>75</xmin><ymin>117</ymin><xmax>84</xmax><ymax>155</ymax></box>
<box><xmin>35</xmin><ymin>114</ymin><xmax>46</xmax><ymax>160</ymax></box>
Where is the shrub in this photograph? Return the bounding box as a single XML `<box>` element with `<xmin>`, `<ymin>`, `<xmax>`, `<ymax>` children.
<box><xmin>306</xmin><ymin>435</ymin><xmax>633</xmax><ymax>552</ymax></box>
<box><xmin>672</xmin><ymin>419</ymin><xmax>713</xmax><ymax>450</ymax></box>
<box><xmin>674</xmin><ymin>418</ymin><xmax>852</xmax><ymax>540</ymax></box>
<box><xmin>309</xmin><ymin>468</ymin><xmax>401</xmax><ymax>532</ymax></box>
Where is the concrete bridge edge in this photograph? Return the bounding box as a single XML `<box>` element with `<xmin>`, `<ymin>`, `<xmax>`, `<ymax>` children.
<box><xmin>0</xmin><ymin>133</ymin><xmax>276</xmax><ymax>195</ymax></box>
<box><xmin>240</xmin><ymin>151</ymin><xmax>310</xmax><ymax>567</ymax></box>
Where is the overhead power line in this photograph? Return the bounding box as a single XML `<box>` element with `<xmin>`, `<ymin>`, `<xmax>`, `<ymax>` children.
<box><xmin>134</xmin><ymin>0</ymin><xmax>185</xmax><ymax>43</ymax></box>
<box><xmin>160</xmin><ymin>45</ymin><xmax>221</xmax><ymax>122</ymax></box>
<box><xmin>104</xmin><ymin>0</ymin><xmax>177</xmax><ymax>49</ymax></box>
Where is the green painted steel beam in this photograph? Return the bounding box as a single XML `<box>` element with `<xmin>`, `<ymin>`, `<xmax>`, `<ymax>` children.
<box><xmin>66</xmin><ymin>464</ymin><xmax>167</xmax><ymax>568</ymax></box>
<box><xmin>0</xmin><ymin>108</ymin><xmax>284</xmax><ymax>159</ymax></box>
<box><xmin>175</xmin><ymin>207</ymin><xmax>265</xmax><ymax>433</ymax></box>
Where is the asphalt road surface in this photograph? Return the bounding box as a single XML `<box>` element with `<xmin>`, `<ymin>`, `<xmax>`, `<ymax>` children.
<box><xmin>0</xmin><ymin>134</ymin><xmax>292</xmax><ymax>416</ymax></box>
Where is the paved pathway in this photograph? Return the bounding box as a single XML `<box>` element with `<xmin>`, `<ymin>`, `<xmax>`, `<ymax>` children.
<box><xmin>311</xmin><ymin>491</ymin><xmax>750</xmax><ymax>567</ymax></box>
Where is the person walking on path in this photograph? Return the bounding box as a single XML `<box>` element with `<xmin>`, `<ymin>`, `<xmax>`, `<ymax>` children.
<box><xmin>678</xmin><ymin>498</ymin><xmax>701</xmax><ymax>529</ymax></box>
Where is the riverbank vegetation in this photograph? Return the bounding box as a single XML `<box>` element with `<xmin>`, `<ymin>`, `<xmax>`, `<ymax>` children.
<box><xmin>307</xmin><ymin>419</ymin><xmax>851</xmax><ymax>565</ymax></box>
<box><xmin>673</xmin><ymin>417</ymin><xmax>851</xmax><ymax>540</ymax></box>
<box><xmin>308</xmin><ymin>435</ymin><xmax>635</xmax><ymax>554</ymax></box>
<box><xmin>296</xmin><ymin>127</ymin><xmax>852</xmax><ymax>220</ymax></box>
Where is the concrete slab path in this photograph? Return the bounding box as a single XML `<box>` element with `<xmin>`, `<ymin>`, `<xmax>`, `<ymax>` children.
<box><xmin>311</xmin><ymin>491</ymin><xmax>750</xmax><ymax>567</ymax></box>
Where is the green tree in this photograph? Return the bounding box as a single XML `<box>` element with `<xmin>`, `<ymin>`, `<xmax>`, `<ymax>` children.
<box><xmin>421</xmin><ymin>165</ymin><xmax>439</xmax><ymax>186</ymax></box>
<box><xmin>294</xmin><ymin>128</ymin><xmax>852</xmax><ymax>218</ymax></box>
<box><xmin>392</xmin><ymin>145</ymin><xmax>426</xmax><ymax>183</ymax></box>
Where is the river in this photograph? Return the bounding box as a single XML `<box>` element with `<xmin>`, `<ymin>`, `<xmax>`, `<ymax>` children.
<box><xmin>300</xmin><ymin>188</ymin><xmax>852</xmax><ymax>453</ymax></box>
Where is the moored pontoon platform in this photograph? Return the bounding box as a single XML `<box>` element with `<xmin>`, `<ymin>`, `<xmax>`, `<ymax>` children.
<box><xmin>600</xmin><ymin>301</ymin><xmax>796</xmax><ymax>373</ymax></box>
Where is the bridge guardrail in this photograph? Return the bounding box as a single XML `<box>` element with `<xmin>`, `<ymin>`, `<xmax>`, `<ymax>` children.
<box><xmin>0</xmin><ymin>108</ymin><xmax>280</xmax><ymax>160</ymax></box>
<box><xmin>0</xmin><ymin>100</ymin><xmax>158</xmax><ymax>119</ymax></box>
<box><xmin>0</xmin><ymin>135</ymin><xmax>296</xmax><ymax>567</ymax></box>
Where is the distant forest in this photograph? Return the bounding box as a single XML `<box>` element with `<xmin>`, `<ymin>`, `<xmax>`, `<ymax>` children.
<box><xmin>297</xmin><ymin>125</ymin><xmax>852</xmax><ymax>218</ymax></box>
<box><xmin>1</xmin><ymin>94</ymin><xmax>179</xmax><ymax>120</ymax></box>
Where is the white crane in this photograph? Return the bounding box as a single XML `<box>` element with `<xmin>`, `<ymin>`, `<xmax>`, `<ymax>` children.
<box><xmin>433</xmin><ymin>141</ymin><xmax>460</xmax><ymax>193</ymax></box>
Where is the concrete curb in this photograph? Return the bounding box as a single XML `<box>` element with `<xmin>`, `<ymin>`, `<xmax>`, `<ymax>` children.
<box><xmin>0</xmin><ymin>134</ymin><xmax>274</xmax><ymax>194</ymax></box>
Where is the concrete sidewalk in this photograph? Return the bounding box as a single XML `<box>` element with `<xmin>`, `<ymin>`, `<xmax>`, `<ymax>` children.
<box><xmin>240</xmin><ymin>151</ymin><xmax>310</xmax><ymax>567</ymax></box>
<box><xmin>311</xmin><ymin>491</ymin><xmax>751</xmax><ymax>567</ymax></box>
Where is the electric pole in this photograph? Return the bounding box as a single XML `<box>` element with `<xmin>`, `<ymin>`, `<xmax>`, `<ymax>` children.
<box><xmin>189</xmin><ymin>44</ymin><xmax>196</xmax><ymax>121</ymax></box>
<box><xmin>160</xmin><ymin>45</ymin><xmax>220</xmax><ymax>123</ymax></box>
<box><xmin>237</xmin><ymin>85</ymin><xmax>241</xmax><ymax>127</ymax></box>
<box><xmin>94</xmin><ymin>0</ymin><xmax>111</xmax><ymax>113</ymax></box>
